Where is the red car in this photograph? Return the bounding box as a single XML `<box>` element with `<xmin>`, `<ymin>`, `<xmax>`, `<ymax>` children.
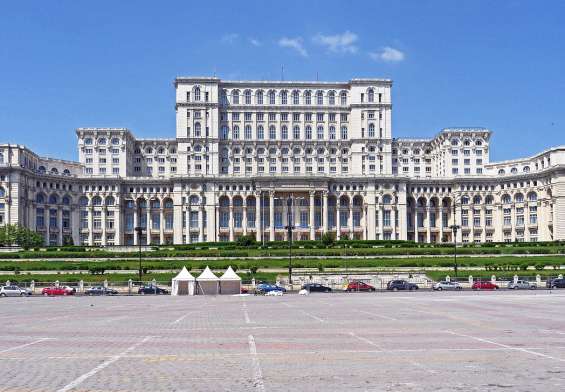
<box><xmin>345</xmin><ymin>281</ymin><xmax>376</xmax><ymax>292</ymax></box>
<box><xmin>472</xmin><ymin>281</ymin><xmax>499</xmax><ymax>290</ymax></box>
<box><xmin>41</xmin><ymin>286</ymin><xmax>76</xmax><ymax>296</ymax></box>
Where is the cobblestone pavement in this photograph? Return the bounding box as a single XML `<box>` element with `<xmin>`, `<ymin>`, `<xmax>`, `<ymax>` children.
<box><xmin>0</xmin><ymin>291</ymin><xmax>564</xmax><ymax>391</ymax></box>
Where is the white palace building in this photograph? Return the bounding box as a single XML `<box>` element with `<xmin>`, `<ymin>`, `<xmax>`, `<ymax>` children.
<box><xmin>1</xmin><ymin>76</ymin><xmax>565</xmax><ymax>246</ymax></box>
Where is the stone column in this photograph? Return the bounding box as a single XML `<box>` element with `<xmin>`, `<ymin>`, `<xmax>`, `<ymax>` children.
<box><xmin>173</xmin><ymin>200</ymin><xmax>183</xmax><ymax>245</ymax></box>
<box><xmin>362</xmin><ymin>204</ymin><xmax>367</xmax><ymax>240</ymax></box>
<box><xmin>322</xmin><ymin>191</ymin><xmax>328</xmax><ymax>234</ymax></box>
<box><xmin>481</xmin><ymin>206</ymin><xmax>486</xmax><ymax>242</ymax></box>
<box><xmin>198</xmin><ymin>207</ymin><xmax>204</xmax><ymax>242</ymax></box>
<box><xmin>87</xmin><ymin>205</ymin><xmax>93</xmax><ymax>246</ymax></box>
<box><xmin>57</xmin><ymin>207</ymin><xmax>63</xmax><ymax>246</ymax></box>
<box><xmin>229</xmin><ymin>204</ymin><xmax>234</xmax><ymax>242</ymax></box>
<box><xmin>255</xmin><ymin>193</ymin><xmax>261</xmax><ymax>242</ymax></box>
<box><xmin>159</xmin><ymin>207</ymin><xmax>165</xmax><ymax>245</ymax></box>
<box><xmin>309</xmin><ymin>191</ymin><xmax>315</xmax><ymax>240</ymax></box>
<box><xmin>391</xmin><ymin>207</ymin><xmax>397</xmax><ymax>240</ymax></box>
<box><xmin>101</xmin><ymin>205</ymin><xmax>107</xmax><ymax>246</ymax></box>
<box><xmin>336</xmin><ymin>203</ymin><xmax>341</xmax><ymax>240</ymax></box>
<box><xmin>146</xmin><ymin>206</ymin><xmax>151</xmax><ymax>245</ymax></box>
<box><xmin>397</xmin><ymin>200</ymin><xmax>407</xmax><ymax>241</ymax></box>
<box><xmin>185</xmin><ymin>206</ymin><xmax>191</xmax><ymax>244</ymax></box>
<box><xmin>269</xmin><ymin>191</ymin><xmax>275</xmax><ymax>241</ymax></box>
<box><xmin>348</xmin><ymin>201</ymin><xmax>353</xmax><ymax>239</ymax></box>
<box><xmin>438</xmin><ymin>206</ymin><xmax>444</xmax><ymax>243</ymax></box>
<box><xmin>377</xmin><ymin>206</ymin><xmax>383</xmax><ymax>241</ymax></box>
<box><xmin>426</xmin><ymin>206</ymin><xmax>432</xmax><ymax>244</ymax></box>
<box><xmin>414</xmin><ymin>208</ymin><xmax>418</xmax><ymax>243</ymax></box>
<box><xmin>455</xmin><ymin>205</ymin><xmax>463</xmax><ymax>243</ymax></box>
<box><xmin>243</xmin><ymin>205</ymin><xmax>248</xmax><ymax>236</ymax></box>
<box><xmin>114</xmin><ymin>199</ymin><xmax>121</xmax><ymax>246</ymax></box>
<box><xmin>133</xmin><ymin>202</ymin><xmax>139</xmax><ymax>246</ymax></box>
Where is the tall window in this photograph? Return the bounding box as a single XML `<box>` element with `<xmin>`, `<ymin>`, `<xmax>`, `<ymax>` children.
<box><xmin>317</xmin><ymin>126</ymin><xmax>324</xmax><ymax>139</ymax></box>
<box><xmin>329</xmin><ymin>126</ymin><xmax>336</xmax><ymax>140</ymax></box>
<box><xmin>328</xmin><ymin>91</ymin><xmax>335</xmax><ymax>105</ymax></box>
<box><xmin>245</xmin><ymin>125</ymin><xmax>252</xmax><ymax>140</ymax></box>
<box><xmin>368</xmin><ymin>123</ymin><xmax>375</xmax><ymax>138</ymax></box>
<box><xmin>269</xmin><ymin>125</ymin><xmax>276</xmax><ymax>139</ymax></box>
<box><xmin>269</xmin><ymin>90</ymin><xmax>275</xmax><ymax>104</ymax></box>
<box><xmin>244</xmin><ymin>90</ymin><xmax>251</xmax><ymax>104</ymax></box>
<box><xmin>292</xmin><ymin>90</ymin><xmax>299</xmax><ymax>105</ymax></box>
<box><xmin>194</xmin><ymin>87</ymin><xmax>201</xmax><ymax>101</ymax></box>
<box><xmin>257</xmin><ymin>125</ymin><xmax>264</xmax><ymax>140</ymax></box>
<box><xmin>257</xmin><ymin>91</ymin><xmax>263</xmax><ymax>104</ymax></box>
<box><xmin>194</xmin><ymin>122</ymin><xmax>201</xmax><ymax>137</ymax></box>
<box><xmin>232</xmin><ymin>90</ymin><xmax>240</xmax><ymax>104</ymax></box>
<box><xmin>305</xmin><ymin>126</ymin><xmax>312</xmax><ymax>140</ymax></box>
<box><xmin>221</xmin><ymin>126</ymin><xmax>229</xmax><ymax>139</ymax></box>
<box><xmin>316</xmin><ymin>91</ymin><xmax>323</xmax><ymax>105</ymax></box>
<box><xmin>281</xmin><ymin>90</ymin><xmax>288</xmax><ymax>105</ymax></box>
<box><xmin>233</xmin><ymin>125</ymin><xmax>240</xmax><ymax>140</ymax></box>
<box><xmin>304</xmin><ymin>90</ymin><xmax>311</xmax><ymax>105</ymax></box>
<box><xmin>340</xmin><ymin>91</ymin><xmax>347</xmax><ymax>105</ymax></box>
<box><xmin>368</xmin><ymin>89</ymin><xmax>374</xmax><ymax>102</ymax></box>
<box><xmin>340</xmin><ymin>126</ymin><xmax>348</xmax><ymax>139</ymax></box>
<box><xmin>293</xmin><ymin>126</ymin><xmax>300</xmax><ymax>139</ymax></box>
<box><xmin>281</xmin><ymin>126</ymin><xmax>288</xmax><ymax>140</ymax></box>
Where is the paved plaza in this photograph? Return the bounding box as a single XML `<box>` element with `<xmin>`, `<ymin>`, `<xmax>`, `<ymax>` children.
<box><xmin>0</xmin><ymin>291</ymin><xmax>564</xmax><ymax>391</ymax></box>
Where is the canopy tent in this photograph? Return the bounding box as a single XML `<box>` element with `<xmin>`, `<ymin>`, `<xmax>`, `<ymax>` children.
<box><xmin>196</xmin><ymin>266</ymin><xmax>220</xmax><ymax>295</ymax></box>
<box><xmin>219</xmin><ymin>266</ymin><xmax>242</xmax><ymax>295</ymax></box>
<box><xmin>171</xmin><ymin>266</ymin><xmax>195</xmax><ymax>296</ymax></box>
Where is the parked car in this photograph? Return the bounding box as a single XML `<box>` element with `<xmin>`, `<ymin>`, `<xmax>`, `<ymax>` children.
<box><xmin>302</xmin><ymin>283</ymin><xmax>332</xmax><ymax>293</ymax></box>
<box><xmin>507</xmin><ymin>280</ymin><xmax>537</xmax><ymax>290</ymax></box>
<box><xmin>546</xmin><ymin>278</ymin><xmax>565</xmax><ymax>289</ymax></box>
<box><xmin>0</xmin><ymin>285</ymin><xmax>32</xmax><ymax>297</ymax></box>
<box><xmin>265</xmin><ymin>290</ymin><xmax>284</xmax><ymax>296</ymax></box>
<box><xmin>433</xmin><ymin>281</ymin><xmax>462</xmax><ymax>291</ymax></box>
<box><xmin>85</xmin><ymin>286</ymin><xmax>119</xmax><ymax>295</ymax></box>
<box><xmin>345</xmin><ymin>281</ymin><xmax>376</xmax><ymax>292</ymax></box>
<box><xmin>256</xmin><ymin>283</ymin><xmax>286</xmax><ymax>294</ymax></box>
<box><xmin>138</xmin><ymin>285</ymin><xmax>168</xmax><ymax>295</ymax></box>
<box><xmin>41</xmin><ymin>286</ymin><xmax>76</xmax><ymax>296</ymax></box>
<box><xmin>472</xmin><ymin>281</ymin><xmax>499</xmax><ymax>290</ymax></box>
<box><xmin>387</xmin><ymin>280</ymin><xmax>419</xmax><ymax>291</ymax></box>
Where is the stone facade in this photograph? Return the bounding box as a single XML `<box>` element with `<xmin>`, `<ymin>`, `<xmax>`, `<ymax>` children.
<box><xmin>1</xmin><ymin>77</ymin><xmax>564</xmax><ymax>245</ymax></box>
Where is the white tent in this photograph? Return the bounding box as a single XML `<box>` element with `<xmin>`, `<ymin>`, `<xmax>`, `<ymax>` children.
<box><xmin>196</xmin><ymin>266</ymin><xmax>220</xmax><ymax>295</ymax></box>
<box><xmin>171</xmin><ymin>266</ymin><xmax>195</xmax><ymax>296</ymax></box>
<box><xmin>219</xmin><ymin>266</ymin><xmax>242</xmax><ymax>295</ymax></box>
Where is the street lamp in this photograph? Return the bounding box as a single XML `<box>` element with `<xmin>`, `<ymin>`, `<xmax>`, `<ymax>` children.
<box><xmin>285</xmin><ymin>196</ymin><xmax>295</xmax><ymax>285</ymax></box>
<box><xmin>134</xmin><ymin>226</ymin><xmax>143</xmax><ymax>282</ymax></box>
<box><xmin>450</xmin><ymin>201</ymin><xmax>460</xmax><ymax>277</ymax></box>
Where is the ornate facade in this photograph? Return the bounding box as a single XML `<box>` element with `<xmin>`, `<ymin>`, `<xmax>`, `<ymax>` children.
<box><xmin>1</xmin><ymin>77</ymin><xmax>564</xmax><ymax>246</ymax></box>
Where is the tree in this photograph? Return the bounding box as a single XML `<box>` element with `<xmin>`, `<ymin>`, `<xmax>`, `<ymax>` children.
<box><xmin>0</xmin><ymin>225</ymin><xmax>44</xmax><ymax>249</ymax></box>
<box><xmin>236</xmin><ymin>234</ymin><xmax>256</xmax><ymax>247</ymax></box>
<box><xmin>321</xmin><ymin>232</ymin><xmax>335</xmax><ymax>247</ymax></box>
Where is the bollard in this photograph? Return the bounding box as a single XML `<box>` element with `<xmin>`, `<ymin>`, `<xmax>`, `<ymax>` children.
<box><xmin>79</xmin><ymin>280</ymin><xmax>84</xmax><ymax>294</ymax></box>
<box><xmin>513</xmin><ymin>275</ymin><xmax>519</xmax><ymax>284</ymax></box>
<box><xmin>6</xmin><ymin>280</ymin><xmax>10</xmax><ymax>287</ymax></box>
<box><xmin>30</xmin><ymin>280</ymin><xmax>35</xmax><ymax>294</ymax></box>
<box><xmin>468</xmin><ymin>275</ymin><xmax>474</xmax><ymax>286</ymax></box>
<box><xmin>55</xmin><ymin>280</ymin><xmax>60</xmax><ymax>288</ymax></box>
<box><xmin>128</xmin><ymin>279</ymin><xmax>133</xmax><ymax>295</ymax></box>
<box><xmin>445</xmin><ymin>275</ymin><xmax>451</xmax><ymax>283</ymax></box>
<box><xmin>103</xmin><ymin>279</ymin><xmax>108</xmax><ymax>288</ymax></box>
<box><xmin>536</xmin><ymin>274</ymin><xmax>542</xmax><ymax>286</ymax></box>
<box><xmin>491</xmin><ymin>275</ymin><xmax>496</xmax><ymax>285</ymax></box>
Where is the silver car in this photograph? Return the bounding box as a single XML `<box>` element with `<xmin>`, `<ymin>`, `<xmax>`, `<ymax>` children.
<box><xmin>507</xmin><ymin>280</ymin><xmax>537</xmax><ymax>290</ymax></box>
<box><xmin>433</xmin><ymin>281</ymin><xmax>463</xmax><ymax>291</ymax></box>
<box><xmin>0</xmin><ymin>285</ymin><xmax>32</xmax><ymax>297</ymax></box>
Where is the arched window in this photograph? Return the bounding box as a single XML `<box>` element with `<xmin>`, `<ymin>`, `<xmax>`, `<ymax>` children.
<box><xmin>62</xmin><ymin>196</ymin><xmax>71</xmax><ymax>205</ymax></box>
<box><xmin>305</xmin><ymin>126</ymin><xmax>312</xmax><ymax>140</ymax></box>
<box><xmin>105</xmin><ymin>196</ymin><xmax>115</xmax><ymax>206</ymax></box>
<box><xmin>382</xmin><ymin>194</ymin><xmax>392</xmax><ymax>204</ymax></box>
<box><xmin>50</xmin><ymin>168</ymin><xmax>59</xmax><ymax>174</ymax></box>
<box><xmin>0</xmin><ymin>186</ymin><xmax>5</xmax><ymax>198</ymax></box>
<box><xmin>502</xmin><ymin>194</ymin><xmax>511</xmax><ymax>204</ymax></box>
<box><xmin>515</xmin><ymin>193</ymin><xmax>524</xmax><ymax>203</ymax></box>
<box><xmin>280</xmin><ymin>90</ymin><xmax>288</xmax><ymax>105</ymax></box>
<box><xmin>293</xmin><ymin>147</ymin><xmax>301</xmax><ymax>155</ymax></box>
<box><xmin>368</xmin><ymin>88</ymin><xmax>375</xmax><ymax>102</ymax></box>
<box><xmin>293</xmin><ymin>126</ymin><xmax>300</xmax><ymax>139</ymax></box>
<box><xmin>317</xmin><ymin>126</ymin><xmax>324</xmax><ymax>140</ymax></box>
<box><xmin>36</xmin><ymin>193</ymin><xmax>45</xmax><ymax>203</ymax></box>
<box><xmin>268</xmin><ymin>90</ymin><xmax>276</xmax><ymax>105</ymax></box>
<box><xmin>92</xmin><ymin>196</ymin><xmax>102</xmax><ymax>206</ymax></box>
<box><xmin>316</xmin><ymin>90</ymin><xmax>324</xmax><ymax>105</ymax></box>
<box><xmin>48</xmin><ymin>194</ymin><xmax>58</xmax><ymax>204</ymax></box>
<box><xmin>451</xmin><ymin>138</ymin><xmax>459</xmax><ymax>146</ymax></box>
<box><xmin>145</xmin><ymin>147</ymin><xmax>153</xmax><ymax>154</ymax></box>
<box><xmin>461</xmin><ymin>196</ymin><xmax>470</xmax><ymax>205</ymax></box>
<box><xmin>498</xmin><ymin>169</ymin><xmax>505</xmax><ymax>175</ymax></box>
<box><xmin>329</xmin><ymin>126</ymin><xmax>336</xmax><ymax>140</ymax></box>
<box><xmin>79</xmin><ymin>196</ymin><xmax>88</xmax><ymax>206</ymax></box>
<box><xmin>98</xmin><ymin>138</ymin><xmax>106</xmax><ymax>145</ymax></box>
<box><xmin>527</xmin><ymin>192</ymin><xmax>537</xmax><ymax>202</ymax></box>
<box><xmin>304</xmin><ymin>90</ymin><xmax>312</xmax><ymax>105</ymax></box>
<box><xmin>189</xmin><ymin>195</ymin><xmax>200</xmax><ymax>205</ymax></box>
<box><xmin>511</xmin><ymin>167</ymin><xmax>518</xmax><ymax>174</ymax></box>
<box><xmin>164</xmin><ymin>199</ymin><xmax>174</xmax><ymax>209</ymax></box>
<box><xmin>368</xmin><ymin>123</ymin><xmax>375</xmax><ymax>138</ymax></box>
<box><xmin>232</xmin><ymin>125</ymin><xmax>240</xmax><ymax>140</ymax></box>
<box><xmin>340</xmin><ymin>126</ymin><xmax>348</xmax><ymax>140</ymax></box>
<box><xmin>328</xmin><ymin>91</ymin><xmax>335</xmax><ymax>105</ymax></box>
<box><xmin>194</xmin><ymin>87</ymin><xmax>201</xmax><ymax>101</ymax></box>
<box><xmin>340</xmin><ymin>91</ymin><xmax>347</xmax><ymax>105</ymax></box>
<box><xmin>475</xmin><ymin>139</ymin><xmax>483</xmax><ymax>146</ymax></box>
<box><xmin>111</xmin><ymin>137</ymin><xmax>120</xmax><ymax>145</ymax></box>
<box><xmin>221</xmin><ymin>125</ymin><xmax>229</xmax><ymax>139</ymax></box>
<box><xmin>463</xmin><ymin>139</ymin><xmax>471</xmax><ymax>146</ymax></box>
<box><xmin>269</xmin><ymin>147</ymin><xmax>277</xmax><ymax>156</ymax></box>
<box><xmin>269</xmin><ymin>125</ymin><xmax>276</xmax><ymax>139</ymax></box>
<box><xmin>292</xmin><ymin>90</ymin><xmax>299</xmax><ymax>105</ymax></box>
<box><xmin>257</xmin><ymin>125</ymin><xmax>264</xmax><ymax>140</ymax></box>
<box><xmin>244</xmin><ymin>90</ymin><xmax>252</xmax><ymax>104</ymax></box>
<box><xmin>281</xmin><ymin>125</ymin><xmax>288</xmax><ymax>140</ymax></box>
<box><xmin>244</xmin><ymin>125</ymin><xmax>252</xmax><ymax>140</ymax></box>
<box><xmin>473</xmin><ymin>195</ymin><xmax>482</xmax><ymax>204</ymax></box>
<box><xmin>256</xmin><ymin>90</ymin><xmax>263</xmax><ymax>104</ymax></box>
<box><xmin>194</xmin><ymin>122</ymin><xmax>201</xmax><ymax>137</ymax></box>
<box><xmin>523</xmin><ymin>166</ymin><xmax>530</xmax><ymax>173</ymax></box>
<box><xmin>232</xmin><ymin>90</ymin><xmax>239</xmax><ymax>104</ymax></box>
<box><xmin>84</xmin><ymin>138</ymin><xmax>93</xmax><ymax>145</ymax></box>
<box><xmin>485</xmin><ymin>195</ymin><xmax>494</xmax><ymax>205</ymax></box>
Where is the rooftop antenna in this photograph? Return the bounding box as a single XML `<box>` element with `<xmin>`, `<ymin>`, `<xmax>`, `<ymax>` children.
<box><xmin>281</xmin><ymin>65</ymin><xmax>284</xmax><ymax>81</ymax></box>
<box><xmin>213</xmin><ymin>66</ymin><xmax>217</xmax><ymax>77</ymax></box>
<box><xmin>316</xmin><ymin>71</ymin><xmax>319</xmax><ymax>81</ymax></box>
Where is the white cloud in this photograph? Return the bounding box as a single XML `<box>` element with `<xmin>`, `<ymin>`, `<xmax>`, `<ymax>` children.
<box><xmin>369</xmin><ymin>46</ymin><xmax>405</xmax><ymax>63</ymax></box>
<box><xmin>221</xmin><ymin>33</ymin><xmax>239</xmax><ymax>44</ymax></box>
<box><xmin>278</xmin><ymin>37</ymin><xmax>308</xmax><ymax>57</ymax></box>
<box><xmin>313</xmin><ymin>31</ymin><xmax>358</xmax><ymax>54</ymax></box>
<box><xmin>249</xmin><ymin>38</ymin><xmax>261</xmax><ymax>47</ymax></box>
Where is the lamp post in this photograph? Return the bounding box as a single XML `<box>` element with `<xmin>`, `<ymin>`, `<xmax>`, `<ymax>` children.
<box><xmin>285</xmin><ymin>196</ymin><xmax>295</xmax><ymax>285</ymax></box>
<box><xmin>450</xmin><ymin>201</ymin><xmax>460</xmax><ymax>277</ymax></box>
<box><xmin>134</xmin><ymin>226</ymin><xmax>143</xmax><ymax>283</ymax></box>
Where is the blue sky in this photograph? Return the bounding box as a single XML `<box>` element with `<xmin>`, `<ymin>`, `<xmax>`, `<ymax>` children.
<box><xmin>1</xmin><ymin>0</ymin><xmax>564</xmax><ymax>162</ymax></box>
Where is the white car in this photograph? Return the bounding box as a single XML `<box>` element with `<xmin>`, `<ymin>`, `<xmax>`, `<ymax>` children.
<box><xmin>433</xmin><ymin>281</ymin><xmax>463</xmax><ymax>291</ymax></box>
<box><xmin>265</xmin><ymin>290</ymin><xmax>284</xmax><ymax>296</ymax></box>
<box><xmin>0</xmin><ymin>285</ymin><xmax>32</xmax><ymax>297</ymax></box>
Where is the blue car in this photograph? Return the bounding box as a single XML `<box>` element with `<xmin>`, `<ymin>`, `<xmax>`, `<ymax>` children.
<box><xmin>256</xmin><ymin>283</ymin><xmax>286</xmax><ymax>294</ymax></box>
